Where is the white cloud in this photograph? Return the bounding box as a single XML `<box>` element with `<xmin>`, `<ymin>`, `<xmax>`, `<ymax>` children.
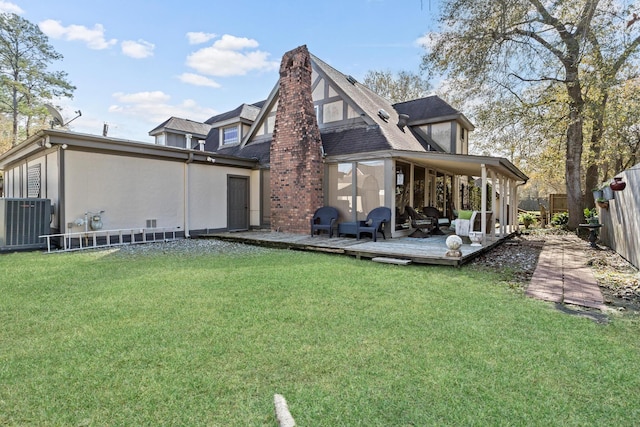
<box><xmin>186</xmin><ymin>34</ymin><xmax>278</xmax><ymax>77</ymax></box>
<box><xmin>186</xmin><ymin>31</ymin><xmax>217</xmax><ymax>45</ymax></box>
<box><xmin>38</xmin><ymin>19</ymin><xmax>117</xmax><ymax>50</ymax></box>
<box><xmin>121</xmin><ymin>39</ymin><xmax>155</xmax><ymax>59</ymax></box>
<box><xmin>415</xmin><ymin>32</ymin><xmax>439</xmax><ymax>50</ymax></box>
<box><xmin>112</xmin><ymin>91</ymin><xmax>170</xmax><ymax>104</ymax></box>
<box><xmin>109</xmin><ymin>91</ymin><xmax>216</xmax><ymax>124</ymax></box>
<box><xmin>0</xmin><ymin>1</ymin><xmax>23</xmax><ymax>13</ymax></box>
<box><xmin>214</xmin><ymin>34</ymin><xmax>259</xmax><ymax>50</ymax></box>
<box><xmin>178</xmin><ymin>73</ymin><xmax>221</xmax><ymax>88</ymax></box>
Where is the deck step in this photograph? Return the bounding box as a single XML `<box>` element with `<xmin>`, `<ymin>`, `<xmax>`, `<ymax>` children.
<box><xmin>372</xmin><ymin>257</ymin><xmax>412</xmax><ymax>265</ymax></box>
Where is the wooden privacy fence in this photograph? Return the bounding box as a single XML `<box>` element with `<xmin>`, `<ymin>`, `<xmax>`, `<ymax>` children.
<box><xmin>549</xmin><ymin>193</ymin><xmax>567</xmax><ymax>217</ymax></box>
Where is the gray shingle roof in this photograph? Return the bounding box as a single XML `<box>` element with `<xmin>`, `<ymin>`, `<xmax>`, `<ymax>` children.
<box><xmin>309</xmin><ymin>54</ymin><xmax>429</xmax><ymax>154</ymax></box>
<box><xmin>394</xmin><ymin>95</ymin><xmax>474</xmax><ymax>129</ymax></box>
<box><xmin>205</xmin><ymin>102</ymin><xmax>263</xmax><ymax>125</ymax></box>
<box><xmin>214</xmin><ymin>139</ymin><xmax>271</xmax><ymax>164</ymax></box>
<box><xmin>148</xmin><ymin>117</ymin><xmax>212</xmax><ymax>137</ymax></box>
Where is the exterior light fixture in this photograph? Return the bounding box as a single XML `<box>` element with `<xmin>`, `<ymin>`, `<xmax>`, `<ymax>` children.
<box><xmin>396</xmin><ymin>168</ymin><xmax>404</xmax><ymax>186</ymax></box>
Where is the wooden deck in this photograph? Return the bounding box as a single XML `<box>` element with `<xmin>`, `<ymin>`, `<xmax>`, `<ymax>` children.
<box><xmin>200</xmin><ymin>230</ymin><xmax>507</xmax><ymax>266</ymax></box>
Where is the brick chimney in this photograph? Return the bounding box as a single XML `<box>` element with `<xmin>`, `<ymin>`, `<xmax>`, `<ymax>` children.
<box><xmin>270</xmin><ymin>45</ymin><xmax>324</xmax><ymax>233</ymax></box>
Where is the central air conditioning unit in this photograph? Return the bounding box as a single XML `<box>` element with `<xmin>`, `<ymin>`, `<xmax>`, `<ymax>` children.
<box><xmin>0</xmin><ymin>198</ymin><xmax>51</xmax><ymax>251</ymax></box>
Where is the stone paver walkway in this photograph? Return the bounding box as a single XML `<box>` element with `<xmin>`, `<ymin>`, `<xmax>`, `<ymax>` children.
<box><xmin>526</xmin><ymin>235</ymin><xmax>605</xmax><ymax>310</ymax></box>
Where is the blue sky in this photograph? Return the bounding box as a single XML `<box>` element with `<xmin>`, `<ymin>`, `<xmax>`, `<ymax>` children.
<box><xmin>2</xmin><ymin>0</ymin><xmax>440</xmax><ymax>142</ymax></box>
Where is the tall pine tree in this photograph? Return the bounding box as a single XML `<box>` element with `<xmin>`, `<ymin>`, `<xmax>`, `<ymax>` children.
<box><xmin>0</xmin><ymin>13</ymin><xmax>75</xmax><ymax>147</ymax></box>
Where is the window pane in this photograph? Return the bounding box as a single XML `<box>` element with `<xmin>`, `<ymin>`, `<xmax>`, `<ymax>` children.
<box><xmin>356</xmin><ymin>161</ymin><xmax>384</xmax><ymax>218</ymax></box>
<box><xmin>395</xmin><ymin>161</ymin><xmax>410</xmax><ymax>230</ymax></box>
<box><xmin>327</xmin><ymin>163</ymin><xmax>354</xmax><ymax>222</ymax></box>
<box><xmin>223</xmin><ymin>126</ymin><xmax>239</xmax><ymax>144</ymax></box>
<box><xmin>413</xmin><ymin>166</ymin><xmax>425</xmax><ymax>209</ymax></box>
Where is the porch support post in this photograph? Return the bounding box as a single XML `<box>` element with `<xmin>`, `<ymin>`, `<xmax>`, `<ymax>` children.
<box><xmin>490</xmin><ymin>169</ymin><xmax>497</xmax><ymax>239</ymax></box>
<box><xmin>510</xmin><ymin>178</ymin><xmax>518</xmax><ymax>233</ymax></box>
<box><xmin>500</xmin><ymin>175</ymin><xmax>508</xmax><ymax>237</ymax></box>
<box><xmin>508</xmin><ymin>179</ymin><xmax>516</xmax><ymax>234</ymax></box>
<box><xmin>480</xmin><ymin>164</ymin><xmax>487</xmax><ymax>236</ymax></box>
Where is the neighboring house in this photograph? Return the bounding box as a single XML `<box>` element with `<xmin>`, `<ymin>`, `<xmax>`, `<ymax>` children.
<box><xmin>0</xmin><ymin>45</ymin><xmax>527</xmax><ymax>244</ymax></box>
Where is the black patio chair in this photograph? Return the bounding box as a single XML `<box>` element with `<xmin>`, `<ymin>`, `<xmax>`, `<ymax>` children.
<box><xmin>356</xmin><ymin>207</ymin><xmax>391</xmax><ymax>242</ymax></box>
<box><xmin>404</xmin><ymin>206</ymin><xmax>435</xmax><ymax>237</ymax></box>
<box><xmin>422</xmin><ymin>206</ymin><xmax>448</xmax><ymax>235</ymax></box>
<box><xmin>310</xmin><ymin>206</ymin><xmax>339</xmax><ymax>238</ymax></box>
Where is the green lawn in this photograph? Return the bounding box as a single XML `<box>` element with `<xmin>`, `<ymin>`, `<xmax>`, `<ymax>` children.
<box><xmin>1</xmin><ymin>244</ymin><xmax>639</xmax><ymax>426</ymax></box>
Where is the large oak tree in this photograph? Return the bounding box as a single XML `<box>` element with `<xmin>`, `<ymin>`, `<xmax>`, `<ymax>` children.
<box><xmin>422</xmin><ymin>0</ymin><xmax>640</xmax><ymax>229</ymax></box>
<box><xmin>362</xmin><ymin>70</ymin><xmax>431</xmax><ymax>103</ymax></box>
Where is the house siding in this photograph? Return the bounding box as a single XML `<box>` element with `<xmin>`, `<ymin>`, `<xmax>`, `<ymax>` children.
<box><xmin>64</xmin><ymin>151</ymin><xmax>185</xmax><ymax>231</ymax></box>
<box><xmin>2</xmin><ymin>149</ymin><xmax>62</xmax><ymax>231</ymax></box>
<box><xmin>0</xmin><ymin>130</ymin><xmax>261</xmax><ymax>240</ymax></box>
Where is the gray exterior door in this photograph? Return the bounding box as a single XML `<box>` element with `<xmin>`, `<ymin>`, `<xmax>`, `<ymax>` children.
<box><xmin>227</xmin><ymin>175</ymin><xmax>249</xmax><ymax>231</ymax></box>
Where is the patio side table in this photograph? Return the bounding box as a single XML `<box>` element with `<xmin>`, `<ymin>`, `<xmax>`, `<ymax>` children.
<box><xmin>338</xmin><ymin>222</ymin><xmax>359</xmax><ymax>237</ymax></box>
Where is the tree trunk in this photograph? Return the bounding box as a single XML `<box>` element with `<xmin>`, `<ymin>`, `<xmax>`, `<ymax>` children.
<box><xmin>565</xmin><ymin>72</ymin><xmax>585</xmax><ymax>230</ymax></box>
<box><xmin>11</xmin><ymin>86</ymin><xmax>18</xmax><ymax>147</ymax></box>
<box><xmin>584</xmin><ymin>93</ymin><xmax>608</xmax><ymax>208</ymax></box>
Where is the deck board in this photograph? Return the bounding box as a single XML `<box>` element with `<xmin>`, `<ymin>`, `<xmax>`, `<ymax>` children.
<box><xmin>200</xmin><ymin>230</ymin><xmax>507</xmax><ymax>266</ymax></box>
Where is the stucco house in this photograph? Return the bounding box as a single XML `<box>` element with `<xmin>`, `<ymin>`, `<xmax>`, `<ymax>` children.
<box><xmin>0</xmin><ymin>45</ymin><xmax>527</xmax><ymax>247</ymax></box>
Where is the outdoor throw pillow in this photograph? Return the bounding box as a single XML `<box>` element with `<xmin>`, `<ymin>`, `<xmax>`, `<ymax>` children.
<box><xmin>458</xmin><ymin>210</ymin><xmax>473</xmax><ymax>220</ymax></box>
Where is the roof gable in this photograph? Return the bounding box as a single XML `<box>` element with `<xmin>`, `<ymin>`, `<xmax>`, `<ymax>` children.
<box><xmin>239</xmin><ymin>52</ymin><xmax>433</xmax><ymax>157</ymax></box>
<box><xmin>394</xmin><ymin>95</ymin><xmax>475</xmax><ymax>130</ymax></box>
<box><xmin>205</xmin><ymin>102</ymin><xmax>262</xmax><ymax>126</ymax></box>
<box><xmin>148</xmin><ymin>117</ymin><xmax>212</xmax><ymax>138</ymax></box>
<box><xmin>309</xmin><ymin>54</ymin><xmax>429</xmax><ymax>154</ymax></box>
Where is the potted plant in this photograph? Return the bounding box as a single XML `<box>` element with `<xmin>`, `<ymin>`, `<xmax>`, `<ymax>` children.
<box><xmin>596</xmin><ymin>197</ymin><xmax>609</xmax><ymax>209</ymax></box>
<box><xmin>610</xmin><ymin>176</ymin><xmax>626</xmax><ymax>191</ymax></box>
<box><xmin>519</xmin><ymin>212</ymin><xmax>535</xmax><ymax>229</ymax></box>
<box><xmin>584</xmin><ymin>208</ymin><xmax>599</xmax><ymax>225</ymax></box>
<box><xmin>602</xmin><ymin>184</ymin><xmax>615</xmax><ymax>200</ymax></box>
<box><xmin>592</xmin><ymin>188</ymin><xmax>604</xmax><ymax>201</ymax></box>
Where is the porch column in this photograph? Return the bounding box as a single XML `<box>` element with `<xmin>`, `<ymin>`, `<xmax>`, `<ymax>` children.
<box><xmin>480</xmin><ymin>164</ymin><xmax>487</xmax><ymax>236</ymax></box>
<box><xmin>508</xmin><ymin>179</ymin><xmax>516</xmax><ymax>234</ymax></box>
<box><xmin>490</xmin><ymin>169</ymin><xmax>497</xmax><ymax>239</ymax></box>
<box><xmin>510</xmin><ymin>178</ymin><xmax>518</xmax><ymax>233</ymax></box>
<box><xmin>500</xmin><ymin>175</ymin><xmax>508</xmax><ymax>237</ymax></box>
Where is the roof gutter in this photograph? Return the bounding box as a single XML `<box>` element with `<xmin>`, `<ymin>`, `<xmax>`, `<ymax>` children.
<box><xmin>0</xmin><ymin>129</ymin><xmax>259</xmax><ymax>171</ymax></box>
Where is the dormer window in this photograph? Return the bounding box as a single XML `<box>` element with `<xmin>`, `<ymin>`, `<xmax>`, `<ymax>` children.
<box><xmin>222</xmin><ymin>126</ymin><xmax>239</xmax><ymax>145</ymax></box>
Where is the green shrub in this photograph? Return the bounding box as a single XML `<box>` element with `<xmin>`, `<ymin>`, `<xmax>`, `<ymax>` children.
<box><xmin>551</xmin><ymin>211</ymin><xmax>569</xmax><ymax>226</ymax></box>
